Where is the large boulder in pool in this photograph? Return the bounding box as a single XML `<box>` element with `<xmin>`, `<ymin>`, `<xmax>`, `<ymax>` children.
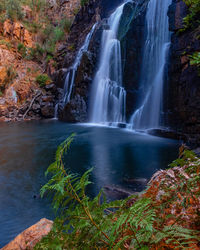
<box><xmin>2</xmin><ymin>218</ymin><xmax>53</xmax><ymax>250</ymax></box>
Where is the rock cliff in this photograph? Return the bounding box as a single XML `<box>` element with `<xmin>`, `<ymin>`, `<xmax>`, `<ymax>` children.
<box><xmin>167</xmin><ymin>0</ymin><xmax>200</xmax><ymax>146</ymax></box>
<box><xmin>0</xmin><ymin>0</ymin><xmax>82</xmax><ymax>121</ymax></box>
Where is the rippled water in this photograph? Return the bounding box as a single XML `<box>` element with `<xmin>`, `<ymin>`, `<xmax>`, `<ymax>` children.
<box><xmin>0</xmin><ymin>120</ymin><xmax>180</xmax><ymax>247</ymax></box>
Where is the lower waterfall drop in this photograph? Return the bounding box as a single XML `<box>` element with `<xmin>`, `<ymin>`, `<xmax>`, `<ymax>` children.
<box><xmin>90</xmin><ymin>2</ymin><xmax>126</xmax><ymax>126</ymax></box>
<box><xmin>129</xmin><ymin>0</ymin><xmax>172</xmax><ymax>130</ymax></box>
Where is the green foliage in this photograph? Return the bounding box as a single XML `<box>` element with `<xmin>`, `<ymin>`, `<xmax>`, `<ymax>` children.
<box><xmin>182</xmin><ymin>0</ymin><xmax>200</xmax><ymax>31</ymax></box>
<box><xmin>53</xmin><ymin>27</ymin><xmax>65</xmax><ymax>42</ymax></box>
<box><xmin>190</xmin><ymin>52</ymin><xmax>200</xmax><ymax>75</ymax></box>
<box><xmin>27</xmin><ymin>43</ymin><xmax>44</xmax><ymax>62</ymax></box>
<box><xmin>35</xmin><ymin>136</ymin><xmax>199</xmax><ymax>249</ymax></box>
<box><xmin>0</xmin><ymin>1</ymin><xmax>5</xmax><ymax>14</ymax></box>
<box><xmin>169</xmin><ymin>149</ymin><xmax>197</xmax><ymax>168</ymax></box>
<box><xmin>35</xmin><ymin>74</ymin><xmax>50</xmax><ymax>87</ymax></box>
<box><xmin>0</xmin><ymin>40</ymin><xmax>12</xmax><ymax>50</ymax></box>
<box><xmin>6</xmin><ymin>0</ymin><xmax>23</xmax><ymax>21</ymax></box>
<box><xmin>30</xmin><ymin>0</ymin><xmax>46</xmax><ymax>13</ymax></box>
<box><xmin>81</xmin><ymin>0</ymin><xmax>89</xmax><ymax>7</ymax></box>
<box><xmin>60</xmin><ymin>18</ymin><xmax>72</xmax><ymax>33</ymax></box>
<box><xmin>17</xmin><ymin>43</ymin><xmax>27</xmax><ymax>58</ymax></box>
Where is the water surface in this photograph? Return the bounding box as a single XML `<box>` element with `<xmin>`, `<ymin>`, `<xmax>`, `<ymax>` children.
<box><xmin>0</xmin><ymin>120</ymin><xmax>180</xmax><ymax>247</ymax></box>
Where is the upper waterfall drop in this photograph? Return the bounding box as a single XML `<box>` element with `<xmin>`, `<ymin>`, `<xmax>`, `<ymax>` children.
<box><xmin>129</xmin><ymin>0</ymin><xmax>172</xmax><ymax>130</ymax></box>
<box><xmin>89</xmin><ymin>2</ymin><xmax>126</xmax><ymax>126</ymax></box>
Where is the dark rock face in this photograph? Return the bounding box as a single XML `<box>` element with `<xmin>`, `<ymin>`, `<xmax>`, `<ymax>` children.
<box><xmin>59</xmin><ymin>94</ymin><xmax>87</xmax><ymax>122</ymax></box>
<box><xmin>167</xmin><ymin>0</ymin><xmax>200</xmax><ymax>146</ymax></box>
<box><xmin>120</xmin><ymin>0</ymin><xmax>149</xmax><ymax>119</ymax></box>
<box><xmin>58</xmin><ymin>22</ymin><xmax>102</xmax><ymax>122</ymax></box>
<box><xmin>41</xmin><ymin>103</ymin><xmax>55</xmax><ymax>118</ymax></box>
<box><xmin>56</xmin><ymin>0</ymin><xmax>102</xmax><ymax>72</ymax></box>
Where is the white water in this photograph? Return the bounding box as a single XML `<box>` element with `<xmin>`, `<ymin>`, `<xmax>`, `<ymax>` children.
<box><xmin>63</xmin><ymin>24</ymin><xmax>97</xmax><ymax>104</ymax></box>
<box><xmin>90</xmin><ymin>3</ymin><xmax>126</xmax><ymax>125</ymax></box>
<box><xmin>129</xmin><ymin>0</ymin><xmax>172</xmax><ymax>130</ymax></box>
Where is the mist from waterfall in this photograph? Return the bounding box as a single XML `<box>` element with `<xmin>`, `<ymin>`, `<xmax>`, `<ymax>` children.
<box><xmin>90</xmin><ymin>3</ymin><xmax>126</xmax><ymax>126</ymax></box>
<box><xmin>129</xmin><ymin>0</ymin><xmax>172</xmax><ymax>130</ymax></box>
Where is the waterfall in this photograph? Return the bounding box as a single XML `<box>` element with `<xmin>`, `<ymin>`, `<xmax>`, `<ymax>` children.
<box><xmin>63</xmin><ymin>24</ymin><xmax>97</xmax><ymax>104</ymax></box>
<box><xmin>90</xmin><ymin>3</ymin><xmax>126</xmax><ymax>126</ymax></box>
<box><xmin>129</xmin><ymin>0</ymin><xmax>172</xmax><ymax>130</ymax></box>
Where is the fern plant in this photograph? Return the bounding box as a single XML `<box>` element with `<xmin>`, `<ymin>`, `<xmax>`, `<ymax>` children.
<box><xmin>35</xmin><ymin>135</ymin><xmax>200</xmax><ymax>249</ymax></box>
<box><xmin>182</xmin><ymin>0</ymin><xmax>200</xmax><ymax>31</ymax></box>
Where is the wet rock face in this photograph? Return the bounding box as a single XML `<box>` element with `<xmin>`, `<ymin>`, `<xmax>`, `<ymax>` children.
<box><xmin>120</xmin><ymin>0</ymin><xmax>149</xmax><ymax>119</ymax></box>
<box><xmin>56</xmin><ymin>0</ymin><xmax>103</xmax><ymax>122</ymax></box>
<box><xmin>60</xmin><ymin>25</ymin><xmax>102</xmax><ymax>122</ymax></box>
<box><xmin>167</xmin><ymin>0</ymin><xmax>200</xmax><ymax>146</ymax></box>
<box><xmin>56</xmin><ymin>0</ymin><xmax>102</xmax><ymax>71</ymax></box>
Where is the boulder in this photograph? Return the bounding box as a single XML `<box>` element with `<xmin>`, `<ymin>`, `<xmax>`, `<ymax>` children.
<box><xmin>2</xmin><ymin>218</ymin><xmax>53</xmax><ymax>250</ymax></box>
<box><xmin>60</xmin><ymin>94</ymin><xmax>87</xmax><ymax>122</ymax></box>
<box><xmin>41</xmin><ymin>103</ymin><xmax>55</xmax><ymax>118</ymax></box>
<box><xmin>103</xmin><ymin>185</ymin><xmax>137</xmax><ymax>200</ymax></box>
<box><xmin>147</xmin><ymin>128</ymin><xmax>187</xmax><ymax>141</ymax></box>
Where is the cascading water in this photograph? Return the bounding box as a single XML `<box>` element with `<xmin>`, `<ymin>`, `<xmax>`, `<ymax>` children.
<box><xmin>129</xmin><ymin>0</ymin><xmax>172</xmax><ymax>130</ymax></box>
<box><xmin>90</xmin><ymin>3</ymin><xmax>126</xmax><ymax>125</ymax></box>
<box><xmin>63</xmin><ymin>24</ymin><xmax>97</xmax><ymax>104</ymax></box>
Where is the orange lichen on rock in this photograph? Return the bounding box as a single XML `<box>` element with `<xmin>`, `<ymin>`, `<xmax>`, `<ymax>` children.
<box><xmin>2</xmin><ymin>218</ymin><xmax>53</xmax><ymax>250</ymax></box>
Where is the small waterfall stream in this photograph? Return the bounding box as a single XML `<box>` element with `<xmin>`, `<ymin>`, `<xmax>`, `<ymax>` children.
<box><xmin>90</xmin><ymin>3</ymin><xmax>126</xmax><ymax>126</ymax></box>
<box><xmin>63</xmin><ymin>24</ymin><xmax>97</xmax><ymax>104</ymax></box>
<box><xmin>129</xmin><ymin>0</ymin><xmax>172</xmax><ymax>130</ymax></box>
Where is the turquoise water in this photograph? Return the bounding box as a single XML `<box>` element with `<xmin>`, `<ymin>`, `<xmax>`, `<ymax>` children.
<box><xmin>0</xmin><ymin>120</ymin><xmax>180</xmax><ymax>247</ymax></box>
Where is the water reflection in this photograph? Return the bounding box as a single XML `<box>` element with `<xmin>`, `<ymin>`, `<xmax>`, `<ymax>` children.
<box><xmin>0</xmin><ymin>121</ymin><xmax>180</xmax><ymax>247</ymax></box>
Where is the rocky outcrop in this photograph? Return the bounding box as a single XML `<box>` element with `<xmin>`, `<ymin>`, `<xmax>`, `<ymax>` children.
<box><xmin>3</xmin><ymin>20</ymin><xmax>33</xmax><ymax>47</ymax></box>
<box><xmin>167</xmin><ymin>0</ymin><xmax>200</xmax><ymax>146</ymax></box>
<box><xmin>2</xmin><ymin>218</ymin><xmax>53</xmax><ymax>250</ymax></box>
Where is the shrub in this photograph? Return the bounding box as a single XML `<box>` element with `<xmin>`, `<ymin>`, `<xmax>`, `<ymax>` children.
<box><xmin>27</xmin><ymin>43</ymin><xmax>44</xmax><ymax>61</ymax></box>
<box><xmin>0</xmin><ymin>40</ymin><xmax>12</xmax><ymax>50</ymax></box>
<box><xmin>190</xmin><ymin>51</ymin><xmax>200</xmax><ymax>75</ymax></box>
<box><xmin>182</xmin><ymin>0</ymin><xmax>200</xmax><ymax>31</ymax></box>
<box><xmin>35</xmin><ymin>74</ymin><xmax>50</xmax><ymax>87</ymax></box>
<box><xmin>17</xmin><ymin>43</ymin><xmax>27</xmax><ymax>58</ymax></box>
<box><xmin>0</xmin><ymin>1</ymin><xmax>5</xmax><ymax>14</ymax></box>
<box><xmin>81</xmin><ymin>0</ymin><xmax>89</xmax><ymax>7</ymax></box>
<box><xmin>60</xmin><ymin>18</ymin><xmax>72</xmax><ymax>33</ymax></box>
<box><xmin>6</xmin><ymin>0</ymin><xmax>23</xmax><ymax>21</ymax></box>
<box><xmin>53</xmin><ymin>27</ymin><xmax>65</xmax><ymax>42</ymax></box>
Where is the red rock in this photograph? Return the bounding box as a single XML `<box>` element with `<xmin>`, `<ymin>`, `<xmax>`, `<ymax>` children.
<box><xmin>2</xmin><ymin>218</ymin><xmax>53</xmax><ymax>250</ymax></box>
